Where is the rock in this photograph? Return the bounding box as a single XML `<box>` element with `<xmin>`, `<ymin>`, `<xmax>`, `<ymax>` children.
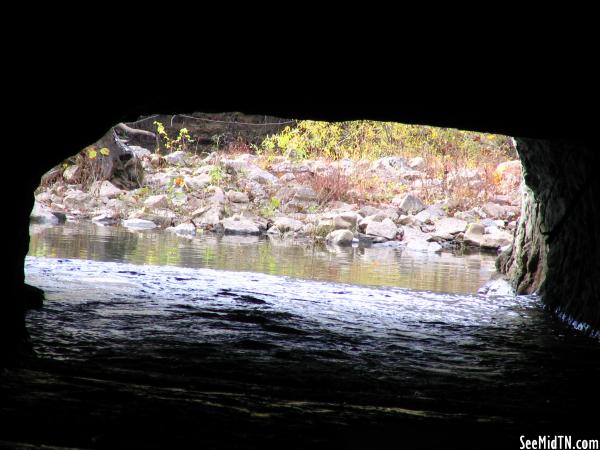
<box><xmin>144</xmin><ymin>194</ymin><xmax>169</xmax><ymax>209</ymax></box>
<box><xmin>394</xmin><ymin>193</ymin><xmax>426</xmax><ymax>214</ymax></box>
<box><xmin>358</xmin><ymin>205</ymin><xmax>382</xmax><ymax>217</ymax></box>
<box><xmin>463</xmin><ymin>223</ymin><xmax>485</xmax><ymax>246</ymax></box>
<box><xmin>279</xmin><ymin>173</ymin><xmax>296</xmax><ymax>183</ymax></box>
<box><xmin>434</xmin><ymin>217</ymin><xmax>467</xmax><ymax>235</ymax></box>
<box><xmin>227</xmin><ymin>190</ymin><xmax>250</xmax><ymax>203</ymax></box>
<box><xmin>209</xmin><ymin>187</ymin><xmax>226</xmax><ymax>204</ymax></box>
<box><xmin>480</xmin><ymin>231</ymin><xmax>513</xmax><ymax>249</ymax></box>
<box><xmin>333</xmin><ymin>215</ymin><xmax>354</xmax><ymax>230</ymax></box>
<box><xmin>92</xmin><ymin>212</ymin><xmax>118</xmax><ymax>226</ymax></box>
<box><xmin>454</xmin><ymin>210</ymin><xmax>479</xmax><ymax>223</ymax></box>
<box><xmin>405</xmin><ymin>239</ymin><xmax>443</xmax><ymax>253</ymax></box>
<box><xmin>414</xmin><ymin>206</ymin><xmax>446</xmax><ymax>223</ymax></box>
<box><xmin>63</xmin><ymin>190</ymin><xmax>91</xmax><ymax>209</ymax></box>
<box><xmin>408</xmin><ymin>156</ymin><xmax>425</xmax><ymax>169</ymax></box>
<box><xmin>220</xmin><ymin>217</ymin><xmax>261</xmax><ymax>235</ymax></box>
<box><xmin>477</xmin><ymin>277</ymin><xmax>515</xmax><ymax>296</ymax></box>
<box><xmin>30</xmin><ymin>201</ymin><xmax>63</xmax><ymax>224</ymax></box>
<box><xmin>97</xmin><ymin>181</ymin><xmax>124</xmax><ymax>199</ymax></box>
<box><xmin>271</xmin><ymin>217</ymin><xmax>304</xmax><ymax>233</ymax></box>
<box><xmin>293</xmin><ymin>186</ymin><xmax>318</xmax><ymax>202</ymax></box>
<box><xmin>398</xmin><ymin>214</ymin><xmax>417</xmax><ymax>226</ymax></box>
<box><xmin>193</xmin><ymin>205</ymin><xmax>223</xmax><ymax>226</ymax></box>
<box><xmin>171</xmin><ymin>222</ymin><xmax>196</xmax><ymax>237</ymax></box>
<box><xmin>63</xmin><ymin>165</ymin><xmax>81</xmax><ymax>183</ymax></box>
<box><xmin>247</xmin><ymin>166</ymin><xmax>278</xmax><ymax>185</ymax></box>
<box><xmin>494</xmin><ymin>160</ymin><xmax>522</xmax><ymax>194</ymax></box>
<box><xmin>326</xmin><ymin>229</ymin><xmax>354</xmax><ymax>246</ymax></box>
<box><xmin>185</xmin><ymin>173</ymin><xmax>211</xmax><ymax>190</ymax></box>
<box><xmin>122</xmin><ymin>218</ymin><xmax>158</xmax><ymax>230</ymax></box>
<box><xmin>372</xmin><ymin>156</ymin><xmax>408</xmax><ymax>172</ymax></box>
<box><xmin>482</xmin><ymin>202</ymin><xmax>507</xmax><ymax>219</ymax></box>
<box><xmin>365</xmin><ymin>218</ymin><xmax>398</xmax><ymax>240</ymax></box>
<box><xmin>127</xmin><ymin>145</ymin><xmax>152</xmax><ymax>159</ymax></box>
<box><xmin>356</xmin><ymin>233</ymin><xmax>388</xmax><ymax>244</ymax></box>
<box><xmin>163</xmin><ymin>150</ymin><xmax>188</xmax><ymax>165</ymax></box>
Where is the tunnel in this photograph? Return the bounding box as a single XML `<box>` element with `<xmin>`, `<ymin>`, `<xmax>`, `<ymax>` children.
<box><xmin>2</xmin><ymin>71</ymin><xmax>599</xmax><ymax>449</ymax></box>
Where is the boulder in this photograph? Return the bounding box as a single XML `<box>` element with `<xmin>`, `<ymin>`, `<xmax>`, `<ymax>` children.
<box><xmin>127</xmin><ymin>145</ymin><xmax>152</xmax><ymax>159</ymax></box>
<box><xmin>227</xmin><ymin>190</ymin><xmax>250</xmax><ymax>203</ymax></box>
<box><xmin>92</xmin><ymin>212</ymin><xmax>118</xmax><ymax>226</ymax></box>
<box><xmin>97</xmin><ymin>181</ymin><xmax>124</xmax><ymax>199</ymax></box>
<box><xmin>163</xmin><ymin>150</ymin><xmax>188</xmax><ymax>165</ymax></box>
<box><xmin>220</xmin><ymin>217</ymin><xmax>261</xmax><ymax>235</ymax></box>
<box><xmin>480</xmin><ymin>231</ymin><xmax>513</xmax><ymax>250</ymax></box>
<box><xmin>326</xmin><ymin>229</ymin><xmax>354</xmax><ymax>246</ymax></box>
<box><xmin>293</xmin><ymin>186</ymin><xmax>318</xmax><ymax>202</ymax></box>
<box><xmin>414</xmin><ymin>205</ymin><xmax>446</xmax><ymax>223</ymax></box>
<box><xmin>463</xmin><ymin>223</ymin><xmax>485</xmax><ymax>246</ymax></box>
<box><xmin>30</xmin><ymin>201</ymin><xmax>63</xmax><ymax>225</ymax></box>
<box><xmin>372</xmin><ymin>156</ymin><xmax>408</xmax><ymax>172</ymax></box>
<box><xmin>185</xmin><ymin>173</ymin><xmax>211</xmax><ymax>190</ymax></box>
<box><xmin>405</xmin><ymin>239</ymin><xmax>443</xmax><ymax>253</ymax></box>
<box><xmin>171</xmin><ymin>222</ymin><xmax>196</xmax><ymax>237</ymax></box>
<box><xmin>408</xmin><ymin>156</ymin><xmax>425</xmax><ymax>169</ymax></box>
<box><xmin>122</xmin><ymin>218</ymin><xmax>158</xmax><ymax>230</ymax></box>
<box><xmin>63</xmin><ymin>164</ymin><xmax>81</xmax><ymax>183</ymax></box>
<box><xmin>63</xmin><ymin>190</ymin><xmax>91</xmax><ymax>209</ymax></box>
<box><xmin>247</xmin><ymin>166</ymin><xmax>278</xmax><ymax>185</ymax></box>
<box><xmin>271</xmin><ymin>217</ymin><xmax>304</xmax><ymax>233</ymax></box>
<box><xmin>394</xmin><ymin>193</ymin><xmax>426</xmax><ymax>214</ymax></box>
<box><xmin>482</xmin><ymin>202</ymin><xmax>507</xmax><ymax>219</ymax></box>
<box><xmin>365</xmin><ymin>218</ymin><xmax>398</xmax><ymax>240</ymax></box>
<box><xmin>144</xmin><ymin>194</ymin><xmax>169</xmax><ymax>209</ymax></box>
<box><xmin>434</xmin><ymin>217</ymin><xmax>467</xmax><ymax>235</ymax></box>
<box><xmin>477</xmin><ymin>277</ymin><xmax>515</xmax><ymax>296</ymax></box>
<box><xmin>193</xmin><ymin>205</ymin><xmax>224</xmax><ymax>226</ymax></box>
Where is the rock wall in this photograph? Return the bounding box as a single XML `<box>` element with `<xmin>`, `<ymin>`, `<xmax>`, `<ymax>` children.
<box><xmin>498</xmin><ymin>138</ymin><xmax>600</xmax><ymax>331</ymax></box>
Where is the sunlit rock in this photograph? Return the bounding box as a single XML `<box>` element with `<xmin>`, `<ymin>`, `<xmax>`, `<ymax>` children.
<box><xmin>122</xmin><ymin>218</ymin><xmax>158</xmax><ymax>230</ymax></box>
<box><xmin>326</xmin><ymin>229</ymin><xmax>354</xmax><ymax>246</ymax></box>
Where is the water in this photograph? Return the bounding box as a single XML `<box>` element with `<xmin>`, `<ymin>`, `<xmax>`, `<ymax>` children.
<box><xmin>28</xmin><ymin>222</ymin><xmax>497</xmax><ymax>293</ymax></box>
<box><xmin>13</xmin><ymin>223</ymin><xmax>600</xmax><ymax>448</ymax></box>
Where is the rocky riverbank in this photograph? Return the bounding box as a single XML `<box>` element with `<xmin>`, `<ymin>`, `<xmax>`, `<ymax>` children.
<box><xmin>31</xmin><ymin>147</ymin><xmax>522</xmax><ymax>255</ymax></box>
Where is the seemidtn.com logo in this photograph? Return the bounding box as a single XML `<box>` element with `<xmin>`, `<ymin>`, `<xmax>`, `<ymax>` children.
<box><xmin>520</xmin><ymin>436</ymin><xmax>599</xmax><ymax>450</ymax></box>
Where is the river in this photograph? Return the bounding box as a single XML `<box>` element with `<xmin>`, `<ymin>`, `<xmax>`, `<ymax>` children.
<box><xmin>5</xmin><ymin>222</ymin><xmax>599</xmax><ymax>449</ymax></box>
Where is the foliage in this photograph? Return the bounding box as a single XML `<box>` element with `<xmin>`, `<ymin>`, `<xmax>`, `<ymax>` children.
<box><xmin>260</xmin><ymin>196</ymin><xmax>281</xmax><ymax>218</ymax></box>
<box><xmin>209</xmin><ymin>166</ymin><xmax>225</xmax><ymax>185</ymax></box>
<box><xmin>260</xmin><ymin>120</ymin><xmax>515</xmax><ymax>164</ymax></box>
<box><xmin>153</xmin><ymin>121</ymin><xmax>194</xmax><ymax>154</ymax></box>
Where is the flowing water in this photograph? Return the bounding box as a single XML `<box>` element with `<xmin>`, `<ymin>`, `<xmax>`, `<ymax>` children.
<box><xmin>8</xmin><ymin>222</ymin><xmax>600</xmax><ymax>448</ymax></box>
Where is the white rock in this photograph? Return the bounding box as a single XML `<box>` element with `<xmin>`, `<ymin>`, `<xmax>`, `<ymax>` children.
<box><xmin>227</xmin><ymin>190</ymin><xmax>250</xmax><ymax>203</ymax></box>
<box><xmin>272</xmin><ymin>217</ymin><xmax>304</xmax><ymax>233</ymax></box>
<box><xmin>408</xmin><ymin>156</ymin><xmax>425</xmax><ymax>169</ymax></box>
<box><xmin>92</xmin><ymin>213</ymin><xmax>118</xmax><ymax>226</ymax></box>
<box><xmin>172</xmin><ymin>222</ymin><xmax>196</xmax><ymax>237</ymax></box>
<box><xmin>365</xmin><ymin>218</ymin><xmax>398</xmax><ymax>240</ymax></box>
<box><xmin>63</xmin><ymin>190</ymin><xmax>91</xmax><ymax>208</ymax></box>
<box><xmin>220</xmin><ymin>218</ymin><xmax>261</xmax><ymax>235</ymax></box>
<box><xmin>394</xmin><ymin>193</ymin><xmax>426</xmax><ymax>214</ymax></box>
<box><xmin>98</xmin><ymin>181</ymin><xmax>124</xmax><ymax>199</ymax></box>
<box><xmin>326</xmin><ymin>229</ymin><xmax>354</xmax><ymax>246</ymax></box>
<box><xmin>30</xmin><ymin>201</ymin><xmax>61</xmax><ymax>225</ymax></box>
<box><xmin>122</xmin><ymin>218</ymin><xmax>157</xmax><ymax>230</ymax></box>
<box><xmin>185</xmin><ymin>173</ymin><xmax>211</xmax><ymax>190</ymax></box>
<box><xmin>163</xmin><ymin>151</ymin><xmax>188</xmax><ymax>165</ymax></box>
<box><xmin>405</xmin><ymin>240</ymin><xmax>442</xmax><ymax>253</ymax></box>
<box><xmin>434</xmin><ymin>217</ymin><xmax>467</xmax><ymax>235</ymax></box>
<box><xmin>63</xmin><ymin>165</ymin><xmax>81</xmax><ymax>183</ymax></box>
<box><xmin>144</xmin><ymin>194</ymin><xmax>169</xmax><ymax>209</ymax></box>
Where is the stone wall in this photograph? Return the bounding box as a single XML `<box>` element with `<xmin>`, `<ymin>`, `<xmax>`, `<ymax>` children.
<box><xmin>499</xmin><ymin>138</ymin><xmax>600</xmax><ymax>331</ymax></box>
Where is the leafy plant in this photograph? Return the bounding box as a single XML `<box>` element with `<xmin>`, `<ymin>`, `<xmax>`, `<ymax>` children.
<box><xmin>153</xmin><ymin>121</ymin><xmax>194</xmax><ymax>154</ymax></box>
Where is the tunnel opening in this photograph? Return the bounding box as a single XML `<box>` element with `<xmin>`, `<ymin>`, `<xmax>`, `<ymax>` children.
<box><xmin>3</xmin><ymin>110</ymin><xmax>599</xmax><ymax>449</ymax></box>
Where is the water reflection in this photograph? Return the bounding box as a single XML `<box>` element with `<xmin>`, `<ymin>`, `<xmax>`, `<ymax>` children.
<box><xmin>29</xmin><ymin>222</ymin><xmax>497</xmax><ymax>293</ymax></box>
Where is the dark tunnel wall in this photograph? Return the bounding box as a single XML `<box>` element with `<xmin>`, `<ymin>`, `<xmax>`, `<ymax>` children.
<box><xmin>3</xmin><ymin>65</ymin><xmax>600</xmax><ymax>363</ymax></box>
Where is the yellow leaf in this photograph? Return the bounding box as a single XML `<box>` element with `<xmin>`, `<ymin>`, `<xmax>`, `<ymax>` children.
<box><xmin>100</xmin><ymin>147</ymin><xmax>110</xmax><ymax>156</ymax></box>
<box><xmin>88</xmin><ymin>149</ymin><xmax>97</xmax><ymax>159</ymax></box>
